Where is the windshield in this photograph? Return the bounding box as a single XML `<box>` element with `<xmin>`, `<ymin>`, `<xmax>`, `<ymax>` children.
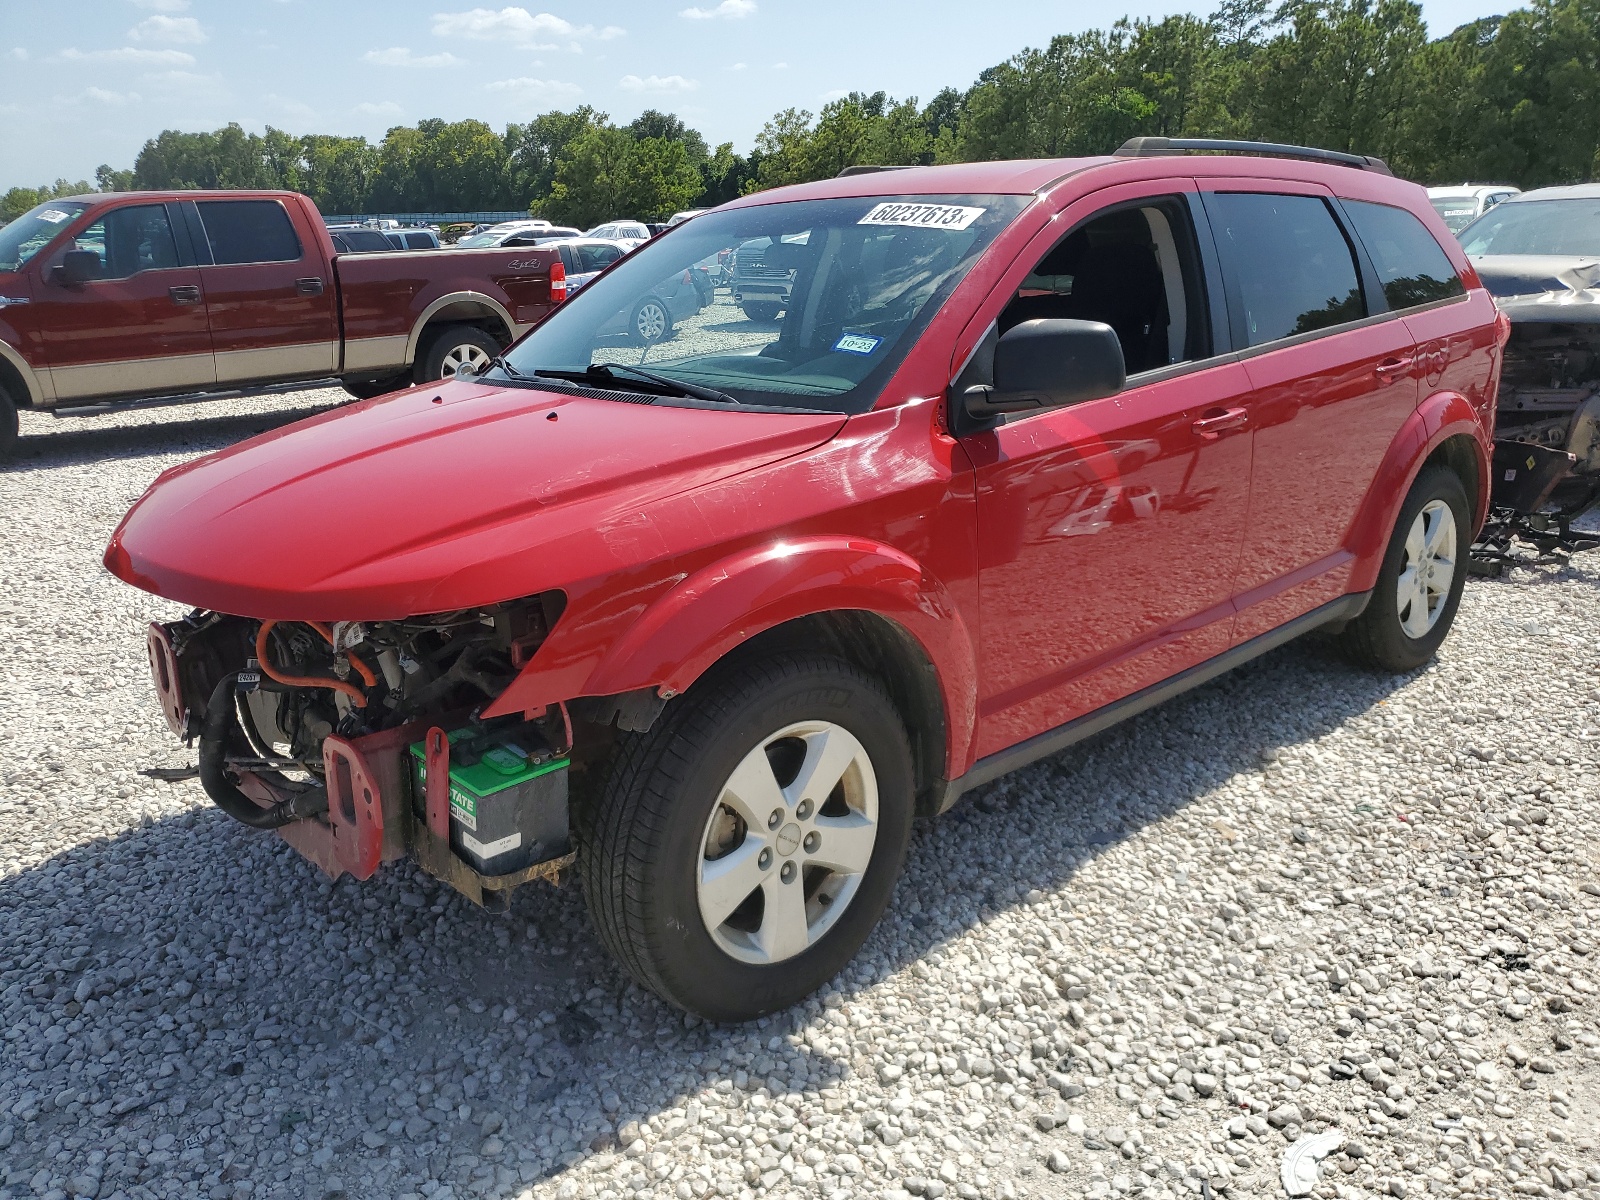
<box><xmin>1460</xmin><ymin>198</ymin><xmax>1600</xmax><ymax>257</ymax></box>
<box><xmin>455</xmin><ymin>233</ymin><xmax>502</xmax><ymax>248</ymax></box>
<box><xmin>500</xmin><ymin>193</ymin><xmax>1027</xmax><ymax>413</ymax></box>
<box><xmin>1430</xmin><ymin>197</ymin><xmax>1480</xmax><ymax>234</ymax></box>
<box><xmin>0</xmin><ymin>200</ymin><xmax>87</xmax><ymax>272</ymax></box>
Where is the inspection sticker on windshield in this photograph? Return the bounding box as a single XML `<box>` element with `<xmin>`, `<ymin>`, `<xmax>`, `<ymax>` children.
<box><xmin>833</xmin><ymin>333</ymin><xmax>882</xmax><ymax>355</ymax></box>
<box><xmin>858</xmin><ymin>202</ymin><xmax>985</xmax><ymax>231</ymax></box>
<box><xmin>38</xmin><ymin>209</ymin><xmax>71</xmax><ymax>224</ymax></box>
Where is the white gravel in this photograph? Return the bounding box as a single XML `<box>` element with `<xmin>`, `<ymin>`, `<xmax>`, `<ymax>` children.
<box><xmin>1</xmin><ymin>389</ymin><xmax>1598</xmax><ymax>1200</ymax></box>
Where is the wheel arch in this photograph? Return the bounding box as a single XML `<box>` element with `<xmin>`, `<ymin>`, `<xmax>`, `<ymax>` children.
<box><xmin>405</xmin><ymin>292</ymin><xmax>520</xmax><ymax>364</ymax></box>
<box><xmin>0</xmin><ymin>339</ymin><xmax>49</xmax><ymax>409</ymax></box>
<box><xmin>1345</xmin><ymin>390</ymin><xmax>1489</xmax><ymax>594</ymax></box>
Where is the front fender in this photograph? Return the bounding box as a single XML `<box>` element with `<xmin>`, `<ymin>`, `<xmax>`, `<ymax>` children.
<box><xmin>1345</xmin><ymin>389</ymin><xmax>1490</xmax><ymax>593</ymax></box>
<box><xmin>482</xmin><ymin>536</ymin><xmax>978</xmax><ymax>773</ymax></box>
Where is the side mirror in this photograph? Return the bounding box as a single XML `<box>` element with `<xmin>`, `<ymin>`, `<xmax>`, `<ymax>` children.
<box><xmin>961</xmin><ymin>319</ymin><xmax>1125</xmax><ymax>420</ymax></box>
<box><xmin>54</xmin><ymin>249</ymin><xmax>103</xmax><ymax>286</ymax></box>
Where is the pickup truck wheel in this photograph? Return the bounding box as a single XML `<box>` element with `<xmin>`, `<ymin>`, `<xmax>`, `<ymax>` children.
<box><xmin>0</xmin><ymin>385</ymin><xmax>16</xmax><ymax>461</ymax></box>
<box><xmin>1340</xmin><ymin>464</ymin><xmax>1469</xmax><ymax>672</ymax></box>
<box><xmin>577</xmin><ymin>652</ymin><xmax>914</xmax><ymax>1021</ymax></box>
<box><xmin>741</xmin><ymin>301</ymin><xmax>781</xmax><ymax>323</ymax></box>
<box><xmin>630</xmin><ymin>298</ymin><xmax>672</xmax><ymax>345</ymax></box>
<box><xmin>417</xmin><ymin>326</ymin><xmax>500</xmax><ymax>383</ymax></box>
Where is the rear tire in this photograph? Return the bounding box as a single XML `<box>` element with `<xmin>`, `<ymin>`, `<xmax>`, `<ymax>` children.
<box><xmin>576</xmin><ymin>652</ymin><xmax>914</xmax><ymax>1021</ymax></box>
<box><xmin>629</xmin><ymin>298</ymin><xmax>673</xmax><ymax>345</ymax></box>
<box><xmin>1340</xmin><ymin>464</ymin><xmax>1470</xmax><ymax>672</ymax></box>
<box><xmin>741</xmin><ymin>301</ymin><xmax>781</xmax><ymax>323</ymax></box>
<box><xmin>0</xmin><ymin>385</ymin><xmax>16</xmax><ymax>462</ymax></box>
<box><xmin>415</xmin><ymin>325</ymin><xmax>501</xmax><ymax>384</ymax></box>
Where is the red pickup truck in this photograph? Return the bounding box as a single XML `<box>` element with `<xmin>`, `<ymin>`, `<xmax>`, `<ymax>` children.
<box><xmin>0</xmin><ymin>190</ymin><xmax>565</xmax><ymax>457</ymax></box>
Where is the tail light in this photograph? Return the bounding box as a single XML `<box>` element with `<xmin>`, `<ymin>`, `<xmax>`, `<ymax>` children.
<box><xmin>550</xmin><ymin>258</ymin><xmax>568</xmax><ymax>304</ymax></box>
<box><xmin>682</xmin><ymin>270</ymin><xmax>694</xmax><ymax>285</ymax></box>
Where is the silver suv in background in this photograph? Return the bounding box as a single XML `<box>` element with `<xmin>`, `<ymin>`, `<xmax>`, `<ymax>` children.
<box><xmin>1428</xmin><ymin>184</ymin><xmax>1521</xmax><ymax>234</ymax></box>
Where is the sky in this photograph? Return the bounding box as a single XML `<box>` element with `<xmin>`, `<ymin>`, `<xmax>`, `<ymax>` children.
<box><xmin>1</xmin><ymin>0</ymin><xmax>1513</xmax><ymax>193</ymax></box>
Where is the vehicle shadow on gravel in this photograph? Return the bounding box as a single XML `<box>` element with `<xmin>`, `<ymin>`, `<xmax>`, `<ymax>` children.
<box><xmin>0</xmin><ymin>632</ymin><xmax>1413</xmax><ymax>1199</ymax></box>
<box><xmin>7</xmin><ymin>402</ymin><xmax>344</xmax><ymax>472</ymax></box>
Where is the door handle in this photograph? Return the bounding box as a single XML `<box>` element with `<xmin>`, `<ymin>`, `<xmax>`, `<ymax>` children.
<box><xmin>168</xmin><ymin>285</ymin><xmax>201</xmax><ymax>305</ymax></box>
<box><xmin>295</xmin><ymin>277</ymin><xmax>325</xmax><ymax>296</ymax></box>
<box><xmin>1376</xmin><ymin>355</ymin><xmax>1414</xmax><ymax>381</ymax></box>
<box><xmin>1191</xmin><ymin>407</ymin><xmax>1249</xmax><ymax>441</ymax></box>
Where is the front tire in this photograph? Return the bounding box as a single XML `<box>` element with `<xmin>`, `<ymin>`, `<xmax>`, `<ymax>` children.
<box><xmin>1340</xmin><ymin>463</ymin><xmax>1470</xmax><ymax>672</ymax></box>
<box><xmin>0</xmin><ymin>385</ymin><xmax>16</xmax><ymax>461</ymax></box>
<box><xmin>577</xmin><ymin>652</ymin><xmax>914</xmax><ymax>1021</ymax></box>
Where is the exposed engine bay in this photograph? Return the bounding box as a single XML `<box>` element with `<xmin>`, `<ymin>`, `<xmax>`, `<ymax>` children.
<box><xmin>1476</xmin><ymin>294</ymin><xmax>1600</xmax><ymax>567</ymax></box>
<box><xmin>151</xmin><ymin>594</ymin><xmax>577</xmax><ymax>903</ymax></box>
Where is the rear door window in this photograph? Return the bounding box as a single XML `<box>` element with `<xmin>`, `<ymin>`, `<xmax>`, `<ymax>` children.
<box><xmin>1205</xmin><ymin>192</ymin><xmax>1365</xmax><ymax>347</ymax></box>
<box><xmin>196</xmin><ymin>200</ymin><xmax>302</xmax><ymax>265</ymax></box>
<box><xmin>1343</xmin><ymin>200</ymin><xmax>1465</xmax><ymax>310</ymax></box>
<box><xmin>579</xmin><ymin>244</ymin><xmax>623</xmax><ymax>272</ymax></box>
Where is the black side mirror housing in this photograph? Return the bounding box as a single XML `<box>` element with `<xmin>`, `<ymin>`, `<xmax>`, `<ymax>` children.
<box><xmin>55</xmin><ymin>249</ymin><xmax>103</xmax><ymax>286</ymax></box>
<box><xmin>961</xmin><ymin>319</ymin><xmax>1126</xmax><ymax>420</ymax></box>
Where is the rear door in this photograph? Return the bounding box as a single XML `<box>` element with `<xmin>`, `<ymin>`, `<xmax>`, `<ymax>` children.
<box><xmin>31</xmin><ymin>201</ymin><xmax>215</xmax><ymax>401</ymax></box>
<box><xmin>1200</xmin><ymin>184</ymin><xmax>1419</xmax><ymax>640</ymax></box>
<box><xmin>188</xmin><ymin>198</ymin><xmax>337</xmax><ymax>383</ymax></box>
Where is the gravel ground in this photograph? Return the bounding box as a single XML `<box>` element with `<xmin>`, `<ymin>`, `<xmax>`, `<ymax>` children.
<box><xmin>1</xmin><ymin>386</ymin><xmax>1598</xmax><ymax>1200</ymax></box>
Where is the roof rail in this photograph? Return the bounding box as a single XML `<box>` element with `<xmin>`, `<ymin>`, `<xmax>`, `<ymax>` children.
<box><xmin>1115</xmin><ymin>137</ymin><xmax>1392</xmax><ymax>176</ymax></box>
<box><xmin>836</xmin><ymin>164</ymin><xmax>914</xmax><ymax>178</ymax></box>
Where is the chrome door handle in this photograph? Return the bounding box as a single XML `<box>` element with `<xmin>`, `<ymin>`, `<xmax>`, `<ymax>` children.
<box><xmin>1192</xmin><ymin>407</ymin><xmax>1249</xmax><ymax>441</ymax></box>
<box><xmin>1376</xmin><ymin>355</ymin><xmax>1414</xmax><ymax>380</ymax></box>
<box><xmin>295</xmin><ymin>277</ymin><xmax>325</xmax><ymax>296</ymax></box>
<box><xmin>168</xmin><ymin>285</ymin><xmax>201</xmax><ymax>305</ymax></box>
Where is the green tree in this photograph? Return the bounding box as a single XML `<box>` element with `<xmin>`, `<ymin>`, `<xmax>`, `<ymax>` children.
<box><xmin>542</xmin><ymin>125</ymin><xmax>636</xmax><ymax>227</ymax></box>
<box><xmin>301</xmin><ymin>135</ymin><xmax>376</xmax><ymax>214</ymax></box>
<box><xmin>506</xmin><ymin>106</ymin><xmax>607</xmax><ymax>210</ymax></box>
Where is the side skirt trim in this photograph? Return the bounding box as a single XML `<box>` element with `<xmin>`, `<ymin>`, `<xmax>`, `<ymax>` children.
<box><xmin>936</xmin><ymin>591</ymin><xmax>1371</xmax><ymax>813</ymax></box>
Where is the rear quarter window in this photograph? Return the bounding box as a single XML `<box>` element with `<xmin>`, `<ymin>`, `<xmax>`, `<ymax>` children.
<box><xmin>196</xmin><ymin>200</ymin><xmax>302</xmax><ymax>265</ymax></box>
<box><xmin>1206</xmin><ymin>192</ymin><xmax>1365</xmax><ymax>347</ymax></box>
<box><xmin>1344</xmin><ymin>200</ymin><xmax>1465</xmax><ymax>310</ymax></box>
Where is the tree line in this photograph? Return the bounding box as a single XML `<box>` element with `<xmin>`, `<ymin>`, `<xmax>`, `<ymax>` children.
<box><xmin>4</xmin><ymin>0</ymin><xmax>1596</xmax><ymax>228</ymax></box>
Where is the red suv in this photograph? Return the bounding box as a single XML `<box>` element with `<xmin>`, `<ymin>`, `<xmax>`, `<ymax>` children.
<box><xmin>107</xmin><ymin>139</ymin><xmax>1502</xmax><ymax>1021</ymax></box>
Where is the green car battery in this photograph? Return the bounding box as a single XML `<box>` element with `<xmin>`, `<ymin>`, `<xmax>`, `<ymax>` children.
<box><xmin>409</xmin><ymin>726</ymin><xmax>569</xmax><ymax>876</ymax></box>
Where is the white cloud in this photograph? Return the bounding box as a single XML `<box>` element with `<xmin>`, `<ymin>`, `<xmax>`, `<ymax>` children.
<box><xmin>619</xmin><ymin>73</ymin><xmax>698</xmax><ymax>93</ymax></box>
<box><xmin>84</xmin><ymin>87</ymin><xmax>141</xmax><ymax>104</ymax></box>
<box><xmin>58</xmin><ymin>46</ymin><xmax>196</xmax><ymax>66</ymax></box>
<box><xmin>680</xmin><ymin>0</ymin><xmax>755</xmax><ymax>18</ymax></box>
<box><xmin>819</xmin><ymin>88</ymin><xmax>849</xmax><ymax>102</ymax></box>
<box><xmin>266</xmin><ymin>93</ymin><xmax>316</xmax><ymax>120</ymax></box>
<box><xmin>130</xmin><ymin>0</ymin><xmax>190</xmax><ymax>10</ymax></box>
<box><xmin>128</xmin><ymin>15</ymin><xmax>206</xmax><ymax>43</ymax></box>
<box><xmin>362</xmin><ymin>46</ymin><xmax>463</xmax><ymax>67</ymax></box>
<box><xmin>485</xmin><ymin>76</ymin><xmax>581</xmax><ymax>97</ymax></box>
<box><xmin>728</xmin><ymin>62</ymin><xmax>747</xmax><ymax>71</ymax></box>
<box><xmin>355</xmin><ymin>100</ymin><xmax>403</xmax><ymax>116</ymax></box>
<box><xmin>431</xmin><ymin>8</ymin><xmax>620</xmax><ymax>48</ymax></box>
<box><xmin>771</xmin><ymin>61</ymin><xmax>788</xmax><ymax>68</ymax></box>
<box><xmin>9</xmin><ymin>48</ymin><xmax>29</xmax><ymax>61</ymax></box>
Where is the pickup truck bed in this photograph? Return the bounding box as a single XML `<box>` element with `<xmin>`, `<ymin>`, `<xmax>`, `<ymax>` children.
<box><xmin>0</xmin><ymin>190</ymin><xmax>564</xmax><ymax>456</ymax></box>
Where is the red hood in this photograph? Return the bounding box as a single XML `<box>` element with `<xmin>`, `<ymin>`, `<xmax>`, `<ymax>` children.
<box><xmin>106</xmin><ymin>380</ymin><xmax>845</xmax><ymax>620</ymax></box>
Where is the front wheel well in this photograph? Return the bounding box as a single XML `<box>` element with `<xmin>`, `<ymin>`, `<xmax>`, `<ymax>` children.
<box><xmin>708</xmin><ymin>612</ymin><xmax>949</xmax><ymax>818</ymax></box>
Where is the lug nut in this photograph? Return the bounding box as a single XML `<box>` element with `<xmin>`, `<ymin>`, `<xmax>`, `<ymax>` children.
<box><xmin>768</xmin><ymin>808</ymin><xmax>783</xmax><ymax>829</ymax></box>
<box><xmin>796</xmin><ymin>799</ymin><xmax>813</xmax><ymax>820</ymax></box>
<box><xmin>780</xmin><ymin>861</ymin><xmax>797</xmax><ymax>884</ymax></box>
<box><xmin>803</xmin><ymin>831</ymin><xmax>820</xmax><ymax>853</ymax></box>
<box><xmin>758</xmin><ymin>848</ymin><xmax>773</xmax><ymax>870</ymax></box>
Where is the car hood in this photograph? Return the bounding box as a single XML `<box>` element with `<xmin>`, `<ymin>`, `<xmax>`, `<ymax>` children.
<box><xmin>106</xmin><ymin>380</ymin><xmax>846</xmax><ymax>620</ymax></box>
<box><xmin>1471</xmin><ymin>254</ymin><xmax>1600</xmax><ymax>299</ymax></box>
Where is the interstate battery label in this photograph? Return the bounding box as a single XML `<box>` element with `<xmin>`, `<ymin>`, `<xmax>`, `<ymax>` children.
<box><xmin>450</xmin><ymin>788</ymin><xmax>477</xmax><ymax>831</ymax></box>
<box><xmin>858</xmin><ymin>202</ymin><xmax>985</xmax><ymax>231</ymax></box>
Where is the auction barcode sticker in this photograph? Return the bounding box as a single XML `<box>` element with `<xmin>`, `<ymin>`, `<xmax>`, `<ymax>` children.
<box><xmin>859</xmin><ymin>202</ymin><xmax>985</xmax><ymax>231</ymax></box>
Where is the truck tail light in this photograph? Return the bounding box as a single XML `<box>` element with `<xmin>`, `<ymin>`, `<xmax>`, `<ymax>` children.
<box><xmin>550</xmin><ymin>259</ymin><xmax>568</xmax><ymax>304</ymax></box>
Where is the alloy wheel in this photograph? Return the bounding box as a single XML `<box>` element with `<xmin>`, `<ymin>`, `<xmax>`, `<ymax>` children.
<box><xmin>440</xmin><ymin>342</ymin><xmax>493</xmax><ymax>377</ymax></box>
<box><xmin>635</xmin><ymin>302</ymin><xmax>668</xmax><ymax>342</ymax></box>
<box><xmin>1397</xmin><ymin>498</ymin><xmax>1457</xmax><ymax>638</ymax></box>
<box><xmin>696</xmin><ymin>720</ymin><xmax>879</xmax><ymax>965</ymax></box>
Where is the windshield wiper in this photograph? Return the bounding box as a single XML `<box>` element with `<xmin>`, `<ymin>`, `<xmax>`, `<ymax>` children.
<box><xmin>487</xmin><ymin>356</ymin><xmax>526</xmax><ymax>379</ymax></box>
<box><xmin>534</xmin><ymin>363</ymin><xmax>740</xmax><ymax>406</ymax></box>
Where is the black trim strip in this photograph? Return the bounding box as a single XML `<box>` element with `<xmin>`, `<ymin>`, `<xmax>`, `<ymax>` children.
<box><xmin>936</xmin><ymin>591</ymin><xmax>1371</xmax><ymax>812</ymax></box>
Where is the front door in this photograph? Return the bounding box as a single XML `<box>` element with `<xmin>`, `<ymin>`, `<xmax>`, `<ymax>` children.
<box><xmin>32</xmin><ymin>201</ymin><xmax>215</xmax><ymax>401</ymax></box>
<box><xmin>1200</xmin><ymin>186</ymin><xmax>1420</xmax><ymax>640</ymax></box>
<box><xmin>965</xmin><ymin>191</ymin><xmax>1254</xmax><ymax>760</ymax></box>
<box><xmin>189</xmin><ymin>198</ymin><xmax>337</xmax><ymax>384</ymax></box>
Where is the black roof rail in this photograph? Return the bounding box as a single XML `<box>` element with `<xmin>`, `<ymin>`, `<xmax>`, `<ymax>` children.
<box><xmin>836</xmin><ymin>164</ymin><xmax>914</xmax><ymax>177</ymax></box>
<box><xmin>1115</xmin><ymin>137</ymin><xmax>1392</xmax><ymax>176</ymax></box>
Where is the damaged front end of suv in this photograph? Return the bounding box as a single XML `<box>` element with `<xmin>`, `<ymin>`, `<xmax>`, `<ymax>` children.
<box><xmin>145</xmin><ymin>594</ymin><xmax>575</xmax><ymax>906</ymax></box>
